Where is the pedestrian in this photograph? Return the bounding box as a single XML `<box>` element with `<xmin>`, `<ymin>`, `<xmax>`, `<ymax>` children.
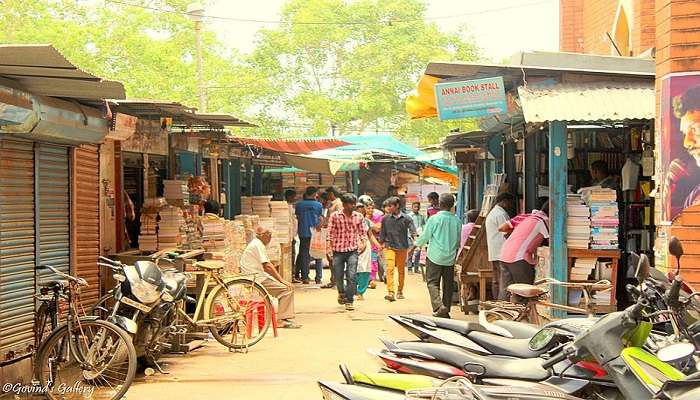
<box><xmin>406</xmin><ymin>201</ymin><xmax>426</xmax><ymax>274</ymax></box>
<box><xmin>326</xmin><ymin>193</ymin><xmax>368</xmax><ymax>311</ymax></box>
<box><xmin>354</xmin><ymin>202</ymin><xmax>382</xmax><ymax>300</ymax></box>
<box><xmin>498</xmin><ymin>200</ymin><xmax>550</xmax><ymax>295</ymax></box>
<box><xmin>285</xmin><ymin>189</ymin><xmax>302</xmax><ymax>283</ymax></box>
<box><xmin>414</xmin><ymin>193</ymin><xmax>462</xmax><ymax>318</ymax></box>
<box><xmin>321</xmin><ymin>188</ymin><xmax>343</xmax><ymax>288</ymax></box>
<box><xmin>294</xmin><ymin>186</ymin><xmax>323</xmax><ymax>284</ymax></box>
<box><xmin>239</xmin><ymin>226</ymin><xmax>301</xmax><ymax>329</ymax></box>
<box><xmin>380</xmin><ymin>196</ymin><xmax>416</xmax><ymax>302</ymax></box>
<box><xmin>485</xmin><ymin>193</ymin><xmax>515</xmax><ymax>300</ymax></box>
<box><xmin>359</xmin><ymin>195</ymin><xmax>384</xmax><ymax>289</ymax></box>
<box><xmin>426</xmin><ymin>192</ymin><xmax>440</xmax><ymax>218</ymax></box>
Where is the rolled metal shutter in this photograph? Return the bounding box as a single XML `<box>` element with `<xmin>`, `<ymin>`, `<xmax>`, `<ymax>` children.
<box><xmin>72</xmin><ymin>145</ymin><xmax>100</xmax><ymax>306</ymax></box>
<box><xmin>0</xmin><ymin>139</ymin><xmax>36</xmax><ymax>361</ymax></box>
<box><xmin>36</xmin><ymin>144</ymin><xmax>70</xmax><ymax>284</ymax></box>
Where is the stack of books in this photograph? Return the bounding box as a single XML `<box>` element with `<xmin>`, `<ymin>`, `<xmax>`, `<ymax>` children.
<box><xmin>158</xmin><ymin>206</ymin><xmax>184</xmax><ymax>250</ymax></box>
<box><xmin>252</xmin><ymin>196</ymin><xmax>273</xmax><ymax>217</ymax></box>
<box><xmin>163</xmin><ymin>180</ymin><xmax>189</xmax><ymax>205</ymax></box>
<box><xmin>570</xmin><ymin>258</ymin><xmax>597</xmax><ymax>281</ymax></box>
<box><xmin>201</xmin><ymin>215</ymin><xmax>226</xmax><ymax>251</ymax></box>
<box><xmin>240</xmin><ymin>196</ymin><xmax>253</xmax><ymax>215</ymax></box>
<box><xmin>234</xmin><ymin>214</ymin><xmax>259</xmax><ymax>243</ymax></box>
<box><xmin>223</xmin><ymin>220</ymin><xmax>247</xmax><ymax>275</ymax></box>
<box><xmin>282</xmin><ymin>172</ymin><xmax>295</xmax><ymax>187</ymax></box>
<box><xmin>270</xmin><ymin>201</ymin><xmax>292</xmax><ymax>245</ymax></box>
<box><xmin>258</xmin><ymin>217</ymin><xmax>281</xmax><ymax>261</ymax></box>
<box><xmin>566</xmin><ymin>194</ymin><xmax>590</xmax><ymax>249</ymax></box>
<box><xmin>139</xmin><ymin>213</ymin><xmax>158</xmax><ymax>252</ymax></box>
<box><xmin>593</xmin><ymin>288</ymin><xmax>612</xmax><ymax>305</ymax></box>
<box><xmin>582</xmin><ymin>188</ymin><xmax>619</xmax><ymax>250</ymax></box>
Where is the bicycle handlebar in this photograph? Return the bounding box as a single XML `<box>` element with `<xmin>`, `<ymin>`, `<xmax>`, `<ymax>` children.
<box><xmin>38</xmin><ymin>265</ymin><xmax>88</xmax><ymax>286</ymax></box>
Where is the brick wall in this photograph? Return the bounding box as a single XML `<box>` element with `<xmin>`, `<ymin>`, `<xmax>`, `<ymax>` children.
<box><xmin>560</xmin><ymin>0</ymin><xmax>584</xmax><ymax>52</ymax></box>
<box><xmin>560</xmin><ymin>0</ymin><xmax>656</xmax><ymax>56</ymax></box>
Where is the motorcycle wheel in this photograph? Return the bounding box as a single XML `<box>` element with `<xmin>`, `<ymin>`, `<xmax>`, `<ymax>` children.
<box><xmin>205</xmin><ymin>278</ymin><xmax>273</xmax><ymax>349</ymax></box>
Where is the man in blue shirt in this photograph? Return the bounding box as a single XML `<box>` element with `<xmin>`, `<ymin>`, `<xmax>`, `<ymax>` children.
<box><xmin>414</xmin><ymin>193</ymin><xmax>462</xmax><ymax>318</ymax></box>
<box><xmin>295</xmin><ymin>186</ymin><xmax>323</xmax><ymax>284</ymax></box>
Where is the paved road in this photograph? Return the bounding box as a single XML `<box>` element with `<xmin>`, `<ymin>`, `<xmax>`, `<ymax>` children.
<box><xmin>128</xmin><ymin>272</ymin><xmax>472</xmax><ymax>399</ymax></box>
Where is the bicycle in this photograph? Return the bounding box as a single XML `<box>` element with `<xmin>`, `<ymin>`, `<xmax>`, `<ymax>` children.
<box><xmin>33</xmin><ymin>265</ymin><xmax>137</xmax><ymax>400</ymax></box>
<box><xmin>480</xmin><ymin>278</ymin><xmax>612</xmax><ymax>325</ymax></box>
<box><xmin>176</xmin><ymin>260</ymin><xmax>273</xmax><ymax>351</ymax></box>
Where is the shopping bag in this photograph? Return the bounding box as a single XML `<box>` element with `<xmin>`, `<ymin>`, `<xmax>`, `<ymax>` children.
<box><xmin>309</xmin><ymin>228</ymin><xmax>327</xmax><ymax>259</ymax></box>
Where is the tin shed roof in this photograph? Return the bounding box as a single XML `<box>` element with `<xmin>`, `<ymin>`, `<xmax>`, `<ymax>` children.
<box><xmin>0</xmin><ymin>44</ymin><xmax>125</xmax><ymax>102</ymax></box>
<box><xmin>517</xmin><ymin>82</ymin><xmax>655</xmax><ymax>123</ymax></box>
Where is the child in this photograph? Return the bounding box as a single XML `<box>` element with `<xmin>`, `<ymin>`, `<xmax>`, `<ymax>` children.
<box><xmin>380</xmin><ymin>197</ymin><xmax>416</xmax><ymax>302</ymax></box>
<box><xmin>355</xmin><ymin>203</ymin><xmax>382</xmax><ymax>300</ymax></box>
<box><xmin>407</xmin><ymin>201</ymin><xmax>426</xmax><ymax>273</ymax></box>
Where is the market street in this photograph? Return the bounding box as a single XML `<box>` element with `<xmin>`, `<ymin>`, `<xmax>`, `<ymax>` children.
<box><xmin>127</xmin><ymin>273</ymin><xmax>464</xmax><ymax>400</ymax></box>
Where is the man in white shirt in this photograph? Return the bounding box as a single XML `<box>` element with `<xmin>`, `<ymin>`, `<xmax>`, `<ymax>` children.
<box><xmin>484</xmin><ymin>193</ymin><xmax>514</xmax><ymax>300</ymax></box>
<box><xmin>240</xmin><ymin>226</ymin><xmax>301</xmax><ymax>329</ymax></box>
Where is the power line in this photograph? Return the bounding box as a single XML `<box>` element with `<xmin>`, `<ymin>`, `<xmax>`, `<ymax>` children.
<box><xmin>105</xmin><ymin>0</ymin><xmax>551</xmax><ymax>26</ymax></box>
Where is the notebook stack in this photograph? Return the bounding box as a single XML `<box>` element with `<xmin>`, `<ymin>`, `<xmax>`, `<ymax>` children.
<box><xmin>252</xmin><ymin>196</ymin><xmax>273</xmax><ymax>217</ymax></box>
<box><xmin>139</xmin><ymin>213</ymin><xmax>158</xmax><ymax>252</ymax></box>
<box><xmin>570</xmin><ymin>258</ymin><xmax>597</xmax><ymax>281</ymax></box>
<box><xmin>584</xmin><ymin>188</ymin><xmax>619</xmax><ymax>250</ymax></box>
<box><xmin>159</xmin><ymin>206</ymin><xmax>184</xmax><ymax>250</ymax></box>
<box><xmin>566</xmin><ymin>194</ymin><xmax>590</xmax><ymax>249</ymax></box>
<box><xmin>270</xmin><ymin>201</ymin><xmax>292</xmax><ymax>245</ymax></box>
<box><xmin>240</xmin><ymin>196</ymin><xmax>253</xmax><ymax>215</ymax></box>
<box><xmin>163</xmin><ymin>180</ymin><xmax>189</xmax><ymax>206</ymax></box>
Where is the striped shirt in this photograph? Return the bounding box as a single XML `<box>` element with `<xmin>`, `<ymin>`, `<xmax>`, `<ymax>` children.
<box><xmin>499</xmin><ymin>210</ymin><xmax>549</xmax><ymax>265</ymax></box>
<box><xmin>327</xmin><ymin>210</ymin><xmax>367</xmax><ymax>252</ymax></box>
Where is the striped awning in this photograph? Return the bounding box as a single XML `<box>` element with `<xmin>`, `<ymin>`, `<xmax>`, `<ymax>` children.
<box><xmin>234</xmin><ymin>137</ymin><xmax>351</xmax><ymax>154</ymax></box>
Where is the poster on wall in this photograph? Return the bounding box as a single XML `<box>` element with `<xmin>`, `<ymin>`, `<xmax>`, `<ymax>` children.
<box><xmin>660</xmin><ymin>73</ymin><xmax>700</xmax><ymax>222</ymax></box>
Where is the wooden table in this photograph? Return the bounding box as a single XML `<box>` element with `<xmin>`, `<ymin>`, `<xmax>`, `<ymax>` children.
<box><xmin>567</xmin><ymin>248</ymin><xmax>621</xmax><ymax>311</ymax></box>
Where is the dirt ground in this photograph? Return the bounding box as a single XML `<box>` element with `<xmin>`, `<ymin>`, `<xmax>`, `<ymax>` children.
<box><xmin>127</xmin><ymin>272</ymin><xmax>473</xmax><ymax>400</ymax></box>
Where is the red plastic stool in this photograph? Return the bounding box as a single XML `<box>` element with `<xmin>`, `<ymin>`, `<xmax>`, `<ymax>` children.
<box><xmin>242</xmin><ymin>300</ymin><xmax>278</xmax><ymax>338</ymax></box>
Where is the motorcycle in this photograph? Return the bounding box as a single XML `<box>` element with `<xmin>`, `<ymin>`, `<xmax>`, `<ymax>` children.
<box><xmin>94</xmin><ymin>256</ymin><xmax>189</xmax><ymax>370</ymax></box>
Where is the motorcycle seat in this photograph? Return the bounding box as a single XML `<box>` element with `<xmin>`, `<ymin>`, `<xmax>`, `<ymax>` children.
<box><xmin>409</xmin><ymin>315</ymin><xmax>488</xmax><ymax>336</ymax></box>
<box><xmin>492</xmin><ymin>320</ymin><xmax>540</xmax><ymax>339</ymax></box>
<box><xmin>396</xmin><ymin>342</ymin><xmax>550</xmax><ymax>382</ymax></box>
<box><xmin>162</xmin><ymin>271</ymin><xmax>187</xmax><ymax>301</ymax></box>
<box><xmin>508</xmin><ymin>284</ymin><xmax>547</xmax><ymax>298</ymax></box>
<box><xmin>466</xmin><ymin>331</ymin><xmax>543</xmax><ymax>358</ymax></box>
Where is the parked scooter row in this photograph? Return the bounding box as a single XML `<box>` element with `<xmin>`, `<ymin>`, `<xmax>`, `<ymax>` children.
<box><xmin>318</xmin><ymin>238</ymin><xmax>700</xmax><ymax>399</ymax></box>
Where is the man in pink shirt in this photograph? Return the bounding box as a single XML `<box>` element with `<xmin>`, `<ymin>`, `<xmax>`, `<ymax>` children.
<box><xmin>498</xmin><ymin>201</ymin><xmax>549</xmax><ymax>296</ymax></box>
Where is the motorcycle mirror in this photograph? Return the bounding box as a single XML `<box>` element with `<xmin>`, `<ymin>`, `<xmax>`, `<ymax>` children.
<box><xmin>338</xmin><ymin>364</ymin><xmax>354</xmax><ymax>385</ymax></box>
<box><xmin>635</xmin><ymin>254</ymin><xmax>651</xmax><ymax>284</ymax></box>
<box><xmin>657</xmin><ymin>342</ymin><xmax>695</xmax><ymax>364</ymax></box>
<box><xmin>668</xmin><ymin>236</ymin><xmax>684</xmax><ymax>275</ymax></box>
<box><xmin>528</xmin><ymin>328</ymin><xmax>557</xmax><ymax>351</ymax></box>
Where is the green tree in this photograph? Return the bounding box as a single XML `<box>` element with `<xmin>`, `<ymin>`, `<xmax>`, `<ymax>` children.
<box><xmin>247</xmin><ymin>0</ymin><xmax>480</xmax><ymax>143</ymax></box>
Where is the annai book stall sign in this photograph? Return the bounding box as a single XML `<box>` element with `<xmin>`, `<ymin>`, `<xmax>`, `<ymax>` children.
<box><xmin>434</xmin><ymin>76</ymin><xmax>507</xmax><ymax>121</ymax></box>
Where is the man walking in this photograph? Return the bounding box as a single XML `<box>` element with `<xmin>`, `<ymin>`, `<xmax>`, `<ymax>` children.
<box><xmin>414</xmin><ymin>193</ymin><xmax>462</xmax><ymax>318</ymax></box>
<box><xmin>407</xmin><ymin>201</ymin><xmax>426</xmax><ymax>273</ymax></box>
<box><xmin>380</xmin><ymin>197</ymin><xmax>416</xmax><ymax>302</ymax></box>
<box><xmin>498</xmin><ymin>201</ymin><xmax>550</xmax><ymax>293</ymax></box>
<box><xmin>294</xmin><ymin>187</ymin><xmax>323</xmax><ymax>284</ymax></box>
<box><xmin>240</xmin><ymin>226</ymin><xmax>301</xmax><ymax>329</ymax></box>
<box><xmin>485</xmin><ymin>193</ymin><xmax>514</xmax><ymax>300</ymax></box>
<box><xmin>321</xmin><ymin>187</ymin><xmax>343</xmax><ymax>288</ymax></box>
<box><xmin>327</xmin><ymin>193</ymin><xmax>367</xmax><ymax>311</ymax></box>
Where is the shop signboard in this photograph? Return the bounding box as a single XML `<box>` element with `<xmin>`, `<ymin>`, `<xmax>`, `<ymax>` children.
<box><xmin>434</xmin><ymin>76</ymin><xmax>507</xmax><ymax>121</ymax></box>
<box><xmin>659</xmin><ymin>73</ymin><xmax>700</xmax><ymax>223</ymax></box>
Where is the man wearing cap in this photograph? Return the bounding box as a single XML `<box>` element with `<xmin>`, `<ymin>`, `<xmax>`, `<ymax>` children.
<box><xmin>240</xmin><ymin>226</ymin><xmax>301</xmax><ymax>329</ymax></box>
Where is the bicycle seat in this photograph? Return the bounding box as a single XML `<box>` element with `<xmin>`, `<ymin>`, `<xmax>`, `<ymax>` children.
<box><xmin>193</xmin><ymin>261</ymin><xmax>225</xmax><ymax>270</ymax></box>
<box><xmin>507</xmin><ymin>284</ymin><xmax>547</xmax><ymax>298</ymax></box>
<box><xmin>39</xmin><ymin>280</ymin><xmax>67</xmax><ymax>288</ymax></box>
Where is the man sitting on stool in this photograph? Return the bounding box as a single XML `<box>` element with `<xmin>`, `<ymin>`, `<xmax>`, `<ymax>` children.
<box><xmin>240</xmin><ymin>226</ymin><xmax>301</xmax><ymax>329</ymax></box>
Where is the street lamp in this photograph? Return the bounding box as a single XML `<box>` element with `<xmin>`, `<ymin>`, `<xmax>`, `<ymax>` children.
<box><xmin>187</xmin><ymin>2</ymin><xmax>206</xmax><ymax>112</ymax></box>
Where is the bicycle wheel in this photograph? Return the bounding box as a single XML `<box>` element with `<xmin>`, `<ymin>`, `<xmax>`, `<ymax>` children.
<box><xmin>35</xmin><ymin>319</ymin><xmax>137</xmax><ymax>400</ymax></box>
<box><xmin>205</xmin><ymin>278</ymin><xmax>272</xmax><ymax>349</ymax></box>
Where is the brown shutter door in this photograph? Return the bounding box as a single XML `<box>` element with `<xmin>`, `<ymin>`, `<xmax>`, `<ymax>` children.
<box><xmin>71</xmin><ymin>145</ymin><xmax>100</xmax><ymax>306</ymax></box>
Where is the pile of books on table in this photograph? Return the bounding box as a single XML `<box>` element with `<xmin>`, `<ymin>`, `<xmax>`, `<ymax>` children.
<box><xmin>201</xmin><ymin>215</ymin><xmax>225</xmax><ymax>251</ymax></box>
<box><xmin>566</xmin><ymin>194</ymin><xmax>590</xmax><ymax>249</ymax></box>
<box><xmin>252</xmin><ymin>196</ymin><xmax>273</xmax><ymax>217</ymax></box>
<box><xmin>270</xmin><ymin>201</ymin><xmax>292</xmax><ymax>245</ymax></box>
<box><xmin>163</xmin><ymin>180</ymin><xmax>189</xmax><ymax>206</ymax></box>
<box><xmin>570</xmin><ymin>257</ymin><xmax>596</xmax><ymax>281</ymax></box>
<box><xmin>240</xmin><ymin>196</ymin><xmax>253</xmax><ymax>215</ymax></box>
<box><xmin>158</xmin><ymin>206</ymin><xmax>184</xmax><ymax>250</ymax></box>
<box><xmin>581</xmin><ymin>187</ymin><xmax>619</xmax><ymax>250</ymax></box>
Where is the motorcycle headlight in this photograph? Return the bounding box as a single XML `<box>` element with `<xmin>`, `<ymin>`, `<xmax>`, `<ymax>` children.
<box><xmin>129</xmin><ymin>279</ymin><xmax>161</xmax><ymax>304</ymax></box>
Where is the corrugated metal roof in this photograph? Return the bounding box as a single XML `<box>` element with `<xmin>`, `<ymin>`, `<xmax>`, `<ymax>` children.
<box><xmin>108</xmin><ymin>99</ymin><xmax>256</xmax><ymax>129</ymax></box>
<box><xmin>0</xmin><ymin>44</ymin><xmax>125</xmax><ymax>101</ymax></box>
<box><xmin>517</xmin><ymin>82</ymin><xmax>655</xmax><ymax>123</ymax></box>
<box><xmin>194</xmin><ymin>113</ymin><xmax>257</xmax><ymax>128</ymax></box>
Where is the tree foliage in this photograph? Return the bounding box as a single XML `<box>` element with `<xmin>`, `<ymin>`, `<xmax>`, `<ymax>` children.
<box><xmin>0</xmin><ymin>0</ymin><xmax>481</xmax><ymax>144</ymax></box>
